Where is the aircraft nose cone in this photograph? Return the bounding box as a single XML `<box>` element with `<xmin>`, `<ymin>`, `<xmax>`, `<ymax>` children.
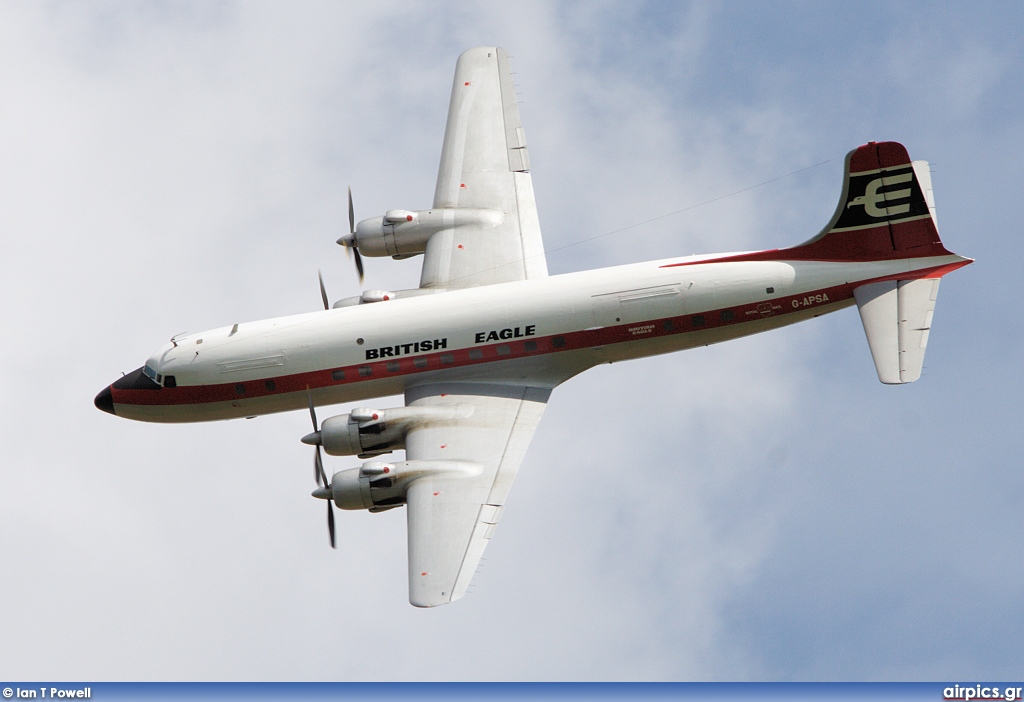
<box><xmin>94</xmin><ymin>386</ymin><xmax>115</xmax><ymax>415</ymax></box>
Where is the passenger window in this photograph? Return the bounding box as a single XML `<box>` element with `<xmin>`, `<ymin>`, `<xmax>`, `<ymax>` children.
<box><xmin>440</xmin><ymin>354</ymin><xmax>455</xmax><ymax>365</ymax></box>
<box><xmin>358</xmin><ymin>366</ymin><xmax>373</xmax><ymax>377</ymax></box>
<box><xmin>264</xmin><ymin>379</ymin><xmax>276</xmax><ymax>391</ymax></box>
<box><xmin>497</xmin><ymin>345</ymin><xmax>511</xmax><ymax>356</ymax></box>
<box><xmin>413</xmin><ymin>357</ymin><xmax>429</xmax><ymax>369</ymax></box>
<box><xmin>331</xmin><ymin>370</ymin><xmax>345</xmax><ymax>381</ymax></box>
<box><xmin>524</xmin><ymin>340</ymin><xmax>538</xmax><ymax>352</ymax></box>
<box><xmin>469</xmin><ymin>349</ymin><xmax>483</xmax><ymax>360</ymax></box>
<box><xmin>552</xmin><ymin>336</ymin><xmax>566</xmax><ymax>348</ymax></box>
<box><xmin>235</xmin><ymin>384</ymin><xmax>246</xmax><ymax>395</ymax></box>
<box><xmin>691</xmin><ymin>314</ymin><xmax>706</xmax><ymax>327</ymax></box>
<box><xmin>386</xmin><ymin>362</ymin><xmax>401</xmax><ymax>373</ymax></box>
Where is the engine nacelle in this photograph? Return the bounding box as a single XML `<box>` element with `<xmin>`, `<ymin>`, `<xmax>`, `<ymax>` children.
<box><xmin>328</xmin><ymin>467</ymin><xmax>373</xmax><ymax>510</ymax></box>
<box><xmin>319</xmin><ymin>408</ymin><xmax>405</xmax><ymax>458</ymax></box>
<box><xmin>318</xmin><ymin>404</ymin><xmax>474</xmax><ymax>458</ymax></box>
<box><xmin>325</xmin><ymin>459</ymin><xmax>481</xmax><ymax>511</ymax></box>
<box><xmin>348</xmin><ymin>207</ymin><xmax>504</xmax><ymax>259</ymax></box>
<box><xmin>331</xmin><ymin>287</ymin><xmax>443</xmax><ymax>308</ymax></box>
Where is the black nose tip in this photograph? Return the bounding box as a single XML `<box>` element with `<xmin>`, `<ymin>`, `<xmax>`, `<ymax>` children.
<box><xmin>94</xmin><ymin>386</ymin><xmax>115</xmax><ymax>415</ymax></box>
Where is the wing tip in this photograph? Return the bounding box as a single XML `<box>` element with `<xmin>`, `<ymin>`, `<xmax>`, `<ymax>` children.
<box><xmin>409</xmin><ymin>576</ymin><xmax>470</xmax><ymax>608</ymax></box>
<box><xmin>457</xmin><ymin>46</ymin><xmax>503</xmax><ymax>63</ymax></box>
<box><xmin>409</xmin><ymin>592</ymin><xmax>458</xmax><ymax>608</ymax></box>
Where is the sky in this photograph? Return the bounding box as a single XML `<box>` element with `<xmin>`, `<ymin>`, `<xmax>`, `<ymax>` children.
<box><xmin>1</xmin><ymin>0</ymin><xmax>1022</xmax><ymax>682</ymax></box>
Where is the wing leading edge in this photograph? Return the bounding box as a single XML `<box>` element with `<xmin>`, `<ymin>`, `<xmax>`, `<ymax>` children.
<box><xmin>419</xmin><ymin>47</ymin><xmax>548</xmax><ymax>291</ymax></box>
<box><xmin>403</xmin><ymin>382</ymin><xmax>549</xmax><ymax>607</ymax></box>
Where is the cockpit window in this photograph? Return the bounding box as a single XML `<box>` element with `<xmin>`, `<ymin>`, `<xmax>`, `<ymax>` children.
<box><xmin>142</xmin><ymin>364</ymin><xmax>175</xmax><ymax>388</ymax></box>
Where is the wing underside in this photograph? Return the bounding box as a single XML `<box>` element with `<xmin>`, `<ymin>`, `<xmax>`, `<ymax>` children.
<box><xmin>403</xmin><ymin>382</ymin><xmax>549</xmax><ymax>607</ymax></box>
<box><xmin>419</xmin><ymin>47</ymin><xmax>548</xmax><ymax>290</ymax></box>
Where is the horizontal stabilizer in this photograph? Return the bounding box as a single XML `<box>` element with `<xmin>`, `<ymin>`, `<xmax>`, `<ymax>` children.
<box><xmin>854</xmin><ymin>281</ymin><xmax>900</xmax><ymax>383</ymax></box>
<box><xmin>854</xmin><ymin>278</ymin><xmax>940</xmax><ymax>384</ymax></box>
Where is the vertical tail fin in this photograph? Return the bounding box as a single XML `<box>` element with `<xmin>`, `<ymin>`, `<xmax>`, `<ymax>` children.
<box><xmin>794</xmin><ymin>141</ymin><xmax>952</xmax><ymax>262</ymax></box>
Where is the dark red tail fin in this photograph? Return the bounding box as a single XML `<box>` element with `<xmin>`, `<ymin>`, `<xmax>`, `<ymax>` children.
<box><xmin>793</xmin><ymin>141</ymin><xmax>952</xmax><ymax>261</ymax></box>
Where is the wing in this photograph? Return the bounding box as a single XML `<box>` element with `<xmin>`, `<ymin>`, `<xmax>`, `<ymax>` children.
<box><xmin>403</xmin><ymin>382</ymin><xmax>550</xmax><ymax>607</ymax></box>
<box><xmin>419</xmin><ymin>47</ymin><xmax>548</xmax><ymax>290</ymax></box>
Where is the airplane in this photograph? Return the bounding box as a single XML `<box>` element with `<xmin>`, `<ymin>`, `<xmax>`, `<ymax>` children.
<box><xmin>95</xmin><ymin>46</ymin><xmax>971</xmax><ymax>607</ymax></box>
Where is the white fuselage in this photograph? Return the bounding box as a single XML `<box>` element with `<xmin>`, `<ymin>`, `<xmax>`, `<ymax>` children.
<box><xmin>111</xmin><ymin>250</ymin><xmax>960</xmax><ymax>423</ymax></box>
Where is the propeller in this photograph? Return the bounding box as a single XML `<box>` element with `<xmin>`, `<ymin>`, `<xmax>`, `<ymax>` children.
<box><xmin>317</xmin><ymin>269</ymin><xmax>329</xmax><ymax>311</ymax></box>
<box><xmin>338</xmin><ymin>186</ymin><xmax>365</xmax><ymax>283</ymax></box>
<box><xmin>305</xmin><ymin>390</ymin><xmax>336</xmax><ymax>548</ymax></box>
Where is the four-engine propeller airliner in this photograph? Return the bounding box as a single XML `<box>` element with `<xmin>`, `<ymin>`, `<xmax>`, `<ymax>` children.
<box><xmin>95</xmin><ymin>47</ymin><xmax>971</xmax><ymax>607</ymax></box>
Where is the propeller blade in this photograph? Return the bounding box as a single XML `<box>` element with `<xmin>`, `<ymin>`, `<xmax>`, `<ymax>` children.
<box><xmin>318</xmin><ymin>269</ymin><xmax>329</xmax><ymax>311</ymax></box>
<box><xmin>348</xmin><ymin>186</ymin><xmax>355</xmax><ymax>235</ymax></box>
<box><xmin>307</xmin><ymin>389</ymin><xmax>318</xmax><ymax>432</ymax></box>
<box><xmin>307</xmin><ymin>389</ymin><xmax>324</xmax><ymax>485</ymax></box>
<box><xmin>353</xmin><ymin>248</ymin><xmax>364</xmax><ymax>283</ymax></box>
<box><xmin>327</xmin><ymin>501</ymin><xmax>336</xmax><ymax>549</ymax></box>
<box><xmin>307</xmin><ymin>384</ymin><xmax>336</xmax><ymax>548</ymax></box>
<box><xmin>314</xmin><ymin>445</ymin><xmax>330</xmax><ymax>489</ymax></box>
<box><xmin>346</xmin><ymin>187</ymin><xmax>365</xmax><ymax>283</ymax></box>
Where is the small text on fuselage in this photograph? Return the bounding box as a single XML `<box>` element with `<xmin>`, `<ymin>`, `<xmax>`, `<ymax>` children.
<box><xmin>791</xmin><ymin>293</ymin><xmax>830</xmax><ymax>309</ymax></box>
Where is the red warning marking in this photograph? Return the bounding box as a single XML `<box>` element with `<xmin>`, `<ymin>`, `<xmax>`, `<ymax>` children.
<box><xmin>460</xmin><ymin>183</ymin><xmax>466</xmax><ymax>188</ymax></box>
<box><xmin>457</xmin><ymin>244</ymin><xmax>464</xmax><ymax>249</ymax></box>
<box><xmin>406</xmin><ymin>214</ymin><xmax>412</xmax><ymax>221</ymax></box>
<box><xmin>464</xmin><ymin>82</ymin><xmax>470</xmax><ymax>86</ymax></box>
<box><xmin>421</xmin><ymin>572</ymin><xmax>428</xmax><ymax>576</ymax></box>
<box><xmin>383</xmin><ymin>466</ymin><xmax>390</xmax><ymax>474</ymax></box>
<box><xmin>440</xmin><ymin>444</ymin><xmax>447</xmax><ymax>449</ymax></box>
<box><xmin>433</xmin><ymin>491</ymin><xmax>440</xmax><ymax>496</ymax></box>
<box><xmin>440</xmin><ymin>393</ymin><xmax>447</xmax><ymax>397</ymax></box>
